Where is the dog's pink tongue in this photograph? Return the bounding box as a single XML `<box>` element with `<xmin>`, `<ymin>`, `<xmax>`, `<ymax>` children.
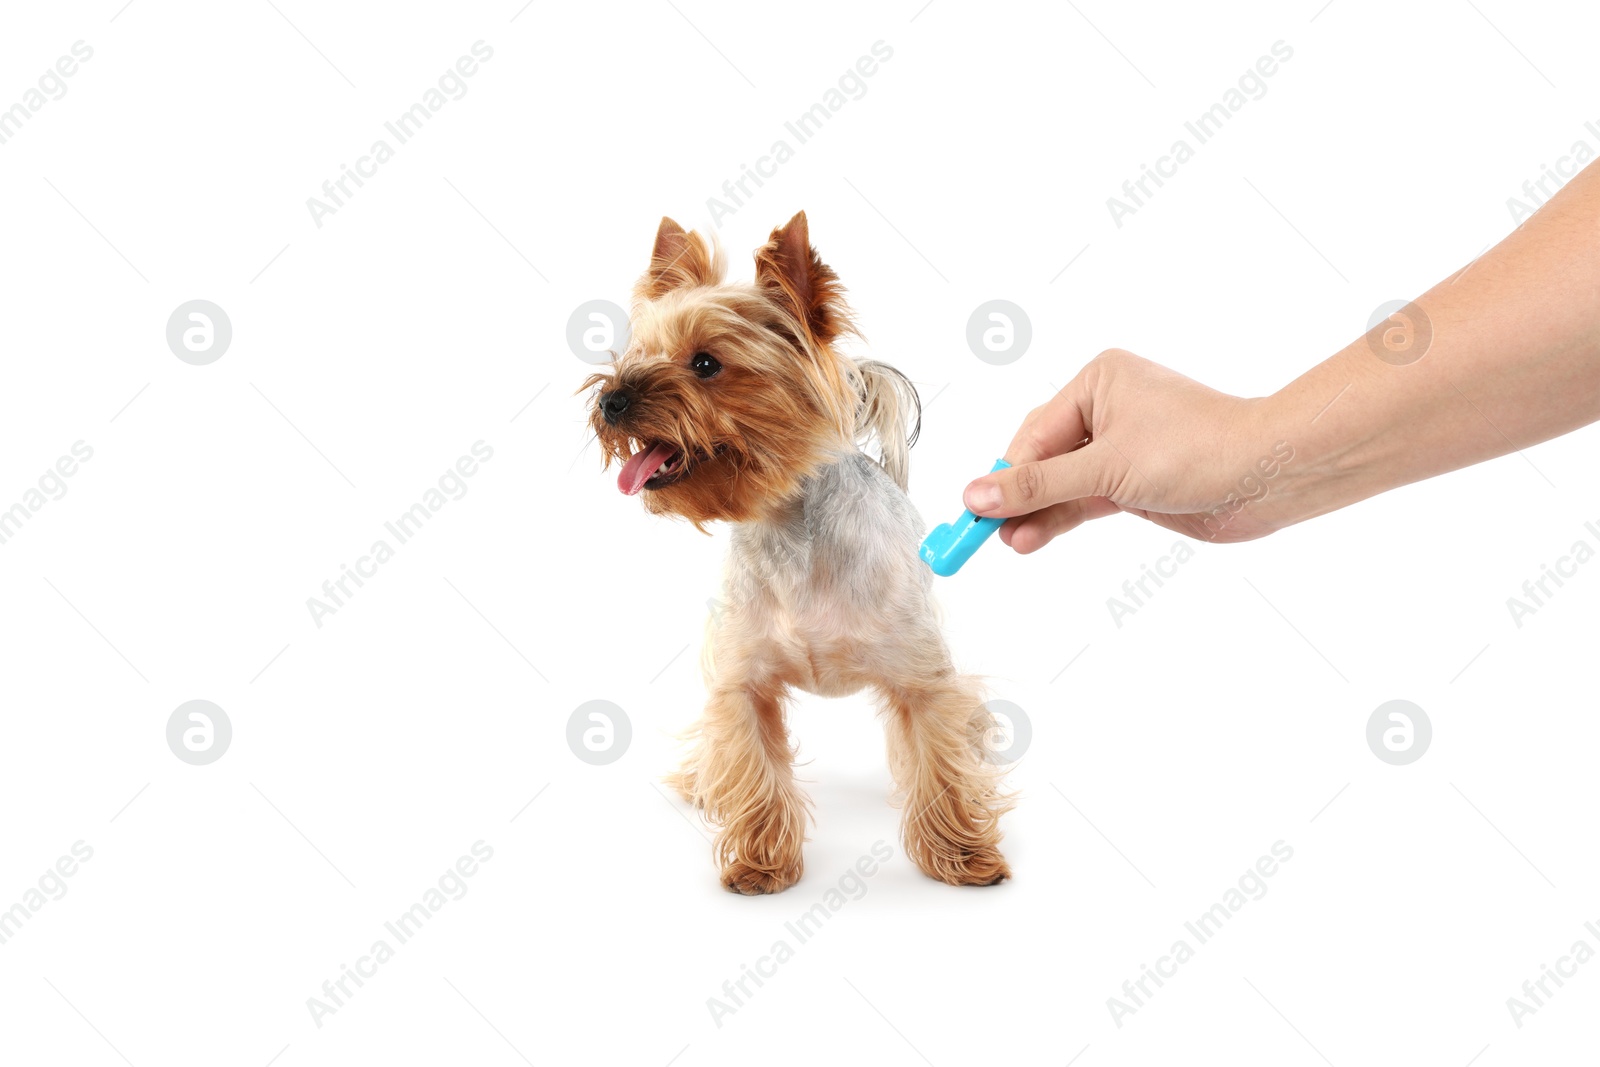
<box><xmin>618</xmin><ymin>441</ymin><xmax>677</xmax><ymax>495</ymax></box>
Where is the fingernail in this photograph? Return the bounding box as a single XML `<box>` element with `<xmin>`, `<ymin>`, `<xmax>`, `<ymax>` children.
<box><xmin>964</xmin><ymin>481</ymin><xmax>1002</xmax><ymax>514</ymax></box>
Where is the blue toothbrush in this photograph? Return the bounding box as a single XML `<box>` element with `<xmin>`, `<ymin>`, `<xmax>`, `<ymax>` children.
<box><xmin>919</xmin><ymin>459</ymin><xmax>1011</xmax><ymax>576</ymax></box>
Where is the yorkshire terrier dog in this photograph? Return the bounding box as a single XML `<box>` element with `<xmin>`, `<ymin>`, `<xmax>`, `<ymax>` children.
<box><xmin>584</xmin><ymin>212</ymin><xmax>1011</xmax><ymax>893</ymax></box>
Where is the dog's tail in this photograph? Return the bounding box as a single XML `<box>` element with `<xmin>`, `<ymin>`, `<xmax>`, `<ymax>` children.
<box><xmin>850</xmin><ymin>359</ymin><xmax>921</xmax><ymax>491</ymax></box>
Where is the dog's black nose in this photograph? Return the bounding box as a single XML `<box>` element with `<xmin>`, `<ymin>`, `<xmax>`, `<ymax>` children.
<box><xmin>601</xmin><ymin>389</ymin><xmax>631</xmax><ymax>424</ymax></box>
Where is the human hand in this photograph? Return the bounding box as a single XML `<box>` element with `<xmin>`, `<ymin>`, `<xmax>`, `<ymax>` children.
<box><xmin>962</xmin><ymin>163</ymin><xmax>1600</xmax><ymax>559</ymax></box>
<box><xmin>962</xmin><ymin>349</ymin><xmax>1291</xmax><ymax>552</ymax></box>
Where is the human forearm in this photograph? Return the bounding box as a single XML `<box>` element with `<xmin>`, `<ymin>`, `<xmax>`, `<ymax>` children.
<box><xmin>963</xmin><ymin>161</ymin><xmax>1600</xmax><ymax>552</ymax></box>
<box><xmin>1258</xmin><ymin>159</ymin><xmax>1600</xmax><ymax>529</ymax></box>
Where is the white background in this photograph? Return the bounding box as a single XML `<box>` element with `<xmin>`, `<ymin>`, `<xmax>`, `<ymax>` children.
<box><xmin>2</xmin><ymin>1</ymin><xmax>1597</xmax><ymax>1064</ymax></box>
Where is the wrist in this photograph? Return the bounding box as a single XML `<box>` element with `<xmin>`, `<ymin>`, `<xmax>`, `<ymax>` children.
<box><xmin>1250</xmin><ymin>344</ymin><xmax>1393</xmax><ymax>532</ymax></box>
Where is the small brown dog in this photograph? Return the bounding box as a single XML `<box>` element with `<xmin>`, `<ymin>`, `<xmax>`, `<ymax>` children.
<box><xmin>585</xmin><ymin>212</ymin><xmax>1011</xmax><ymax>893</ymax></box>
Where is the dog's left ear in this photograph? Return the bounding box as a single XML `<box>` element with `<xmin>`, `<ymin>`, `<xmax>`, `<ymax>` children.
<box><xmin>754</xmin><ymin>211</ymin><xmax>851</xmax><ymax>346</ymax></box>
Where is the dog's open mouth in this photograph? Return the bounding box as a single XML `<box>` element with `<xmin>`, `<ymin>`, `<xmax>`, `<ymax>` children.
<box><xmin>618</xmin><ymin>440</ymin><xmax>689</xmax><ymax>495</ymax></box>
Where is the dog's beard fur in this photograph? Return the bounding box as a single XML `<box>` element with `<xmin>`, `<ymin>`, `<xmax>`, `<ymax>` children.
<box><xmin>583</xmin><ymin>212</ymin><xmax>1011</xmax><ymax>893</ymax></box>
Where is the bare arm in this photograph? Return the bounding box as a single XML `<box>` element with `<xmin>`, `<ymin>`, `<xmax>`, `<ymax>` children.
<box><xmin>963</xmin><ymin>159</ymin><xmax>1600</xmax><ymax>551</ymax></box>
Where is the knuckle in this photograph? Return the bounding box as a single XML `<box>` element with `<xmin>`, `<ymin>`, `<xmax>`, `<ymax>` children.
<box><xmin>1012</xmin><ymin>462</ymin><xmax>1045</xmax><ymax>505</ymax></box>
<box><xmin>1091</xmin><ymin>347</ymin><xmax>1143</xmax><ymax>379</ymax></box>
<box><xmin>1085</xmin><ymin>451</ymin><xmax>1124</xmax><ymax>501</ymax></box>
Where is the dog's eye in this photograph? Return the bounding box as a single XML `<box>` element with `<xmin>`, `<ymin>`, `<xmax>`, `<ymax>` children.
<box><xmin>690</xmin><ymin>352</ymin><xmax>721</xmax><ymax>379</ymax></box>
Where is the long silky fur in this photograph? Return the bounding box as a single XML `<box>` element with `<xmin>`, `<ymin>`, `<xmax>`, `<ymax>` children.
<box><xmin>589</xmin><ymin>212</ymin><xmax>1013</xmax><ymax>893</ymax></box>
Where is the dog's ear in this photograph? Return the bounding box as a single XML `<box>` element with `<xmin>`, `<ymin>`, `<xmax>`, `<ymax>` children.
<box><xmin>636</xmin><ymin>217</ymin><xmax>721</xmax><ymax>299</ymax></box>
<box><xmin>754</xmin><ymin>211</ymin><xmax>851</xmax><ymax>346</ymax></box>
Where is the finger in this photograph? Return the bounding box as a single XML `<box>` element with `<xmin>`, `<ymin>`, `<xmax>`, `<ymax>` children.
<box><xmin>999</xmin><ymin>496</ymin><xmax>1121</xmax><ymax>553</ymax></box>
<box><xmin>1004</xmin><ymin>372</ymin><xmax>1092</xmax><ymax>466</ymax></box>
<box><xmin>964</xmin><ymin>445</ymin><xmax>1112</xmax><ymax>518</ymax></box>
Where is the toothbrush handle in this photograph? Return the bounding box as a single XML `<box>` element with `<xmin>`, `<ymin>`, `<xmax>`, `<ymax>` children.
<box><xmin>918</xmin><ymin>459</ymin><xmax>1011</xmax><ymax>576</ymax></box>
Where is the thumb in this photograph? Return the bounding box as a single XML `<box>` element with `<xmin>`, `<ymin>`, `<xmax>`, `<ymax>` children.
<box><xmin>963</xmin><ymin>445</ymin><xmax>1112</xmax><ymax>518</ymax></box>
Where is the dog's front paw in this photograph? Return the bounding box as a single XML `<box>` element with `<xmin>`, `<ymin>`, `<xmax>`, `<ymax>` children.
<box><xmin>920</xmin><ymin>845</ymin><xmax>1011</xmax><ymax>887</ymax></box>
<box><xmin>721</xmin><ymin>860</ymin><xmax>800</xmax><ymax>895</ymax></box>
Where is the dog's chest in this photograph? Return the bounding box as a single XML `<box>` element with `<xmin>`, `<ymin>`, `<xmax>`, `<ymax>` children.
<box><xmin>723</xmin><ymin>454</ymin><xmax>929</xmax><ymax>685</ymax></box>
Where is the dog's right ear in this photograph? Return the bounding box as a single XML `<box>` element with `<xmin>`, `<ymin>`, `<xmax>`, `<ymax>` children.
<box><xmin>636</xmin><ymin>217</ymin><xmax>722</xmax><ymax>300</ymax></box>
